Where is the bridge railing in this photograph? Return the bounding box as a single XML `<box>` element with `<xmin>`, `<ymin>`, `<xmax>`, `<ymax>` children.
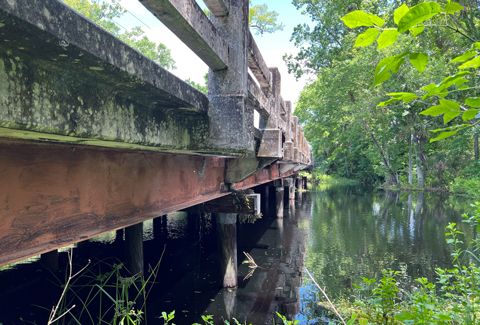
<box><xmin>140</xmin><ymin>0</ymin><xmax>311</xmax><ymax>165</ymax></box>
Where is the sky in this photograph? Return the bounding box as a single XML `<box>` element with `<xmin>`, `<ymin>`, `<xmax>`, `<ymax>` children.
<box><xmin>114</xmin><ymin>0</ymin><xmax>314</xmax><ymax>107</ymax></box>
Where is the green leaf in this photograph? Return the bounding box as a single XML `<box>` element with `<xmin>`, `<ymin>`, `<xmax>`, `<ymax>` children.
<box><xmin>394</xmin><ymin>4</ymin><xmax>409</xmax><ymax>25</ymax></box>
<box><xmin>341</xmin><ymin>10</ymin><xmax>374</xmax><ymax>28</ymax></box>
<box><xmin>409</xmin><ymin>24</ymin><xmax>425</xmax><ymax>36</ymax></box>
<box><xmin>398</xmin><ymin>2</ymin><xmax>442</xmax><ymax>33</ymax></box>
<box><xmin>459</xmin><ymin>85</ymin><xmax>470</xmax><ymax>90</ymax></box>
<box><xmin>387</xmin><ymin>92</ymin><xmax>417</xmax><ymax>103</ymax></box>
<box><xmin>466</xmin><ymin>97</ymin><xmax>480</xmax><ymax>107</ymax></box>
<box><xmin>409</xmin><ymin>53</ymin><xmax>428</xmax><ymax>72</ymax></box>
<box><xmin>437</xmin><ymin>315</ymin><xmax>453</xmax><ymax>321</ymax></box>
<box><xmin>421</xmin><ymin>105</ymin><xmax>450</xmax><ymax>117</ymax></box>
<box><xmin>451</xmin><ymin>50</ymin><xmax>477</xmax><ymax>63</ymax></box>
<box><xmin>395</xmin><ymin>312</ymin><xmax>413</xmax><ymax>321</ymax></box>
<box><xmin>354</xmin><ymin>28</ymin><xmax>380</xmax><ymax>47</ymax></box>
<box><xmin>458</xmin><ymin>56</ymin><xmax>480</xmax><ymax>69</ymax></box>
<box><xmin>373</xmin><ymin>52</ymin><xmax>410</xmax><ymax>86</ymax></box>
<box><xmin>346</xmin><ymin>314</ymin><xmax>358</xmax><ymax>325</ymax></box>
<box><xmin>369</xmin><ymin>13</ymin><xmax>385</xmax><ymax>27</ymax></box>
<box><xmin>430</xmin><ymin>131</ymin><xmax>458</xmax><ymax>142</ymax></box>
<box><xmin>378</xmin><ymin>98</ymin><xmax>401</xmax><ymax>107</ymax></box>
<box><xmin>445</xmin><ymin>2</ymin><xmax>464</xmax><ymax>14</ymax></box>
<box><xmin>440</xmin><ymin>99</ymin><xmax>460</xmax><ymax>111</ymax></box>
<box><xmin>444</xmin><ymin>111</ymin><xmax>461</xmax><ymax>124</ymax></box>
<box><xmin>462</xmin><ymin>109</ymin><xmax>478</xmax><ymax>121</ymax></box>
<box><xmin>474</xmin><ymin>42</ymin><xmax>480</xmax><ymax>50</ymax></box>
<box><xmin>377</xmin><ymin>29</ymin><xmax>400</xmax><ymax>49</ymax></box>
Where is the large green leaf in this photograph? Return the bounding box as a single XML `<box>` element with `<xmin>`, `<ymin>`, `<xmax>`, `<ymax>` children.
<box><xmin>439</xmin><ymin>99</ymin><xmax>460</xmax><ymax>111</ymax></box>
<box><xmin>451</xmin><ymin>50</ymin><xmax>477</xmax><ymax>63</ymax></box>
<box><xmin>387</xmin><ymin>92</ymin><xmax>417</xmax><ymax>103</ymax></box>
<box><xmin>463</xmin><ymin>109</ymin><xmax>479</xmax><ymax>121</ymax></box>
<box><xmin>409</xmin><ymin>25</ymin><xmax>425</xmax><ymax>36</ymax></box>
<box><xmin>398</xmin><ymin>2</ymin><xmax>442</xmax><ymax>33</ymax></box>
<box><xmin>377</xmin><ymin>29</ymin><xmax>400</xmax><ymax>49</ymax></box>
<box><xmin>466</xmin><ymin>97</ymin><xmax>480</xmax><ymax>107</ymax></box>
<box><xmin>409</xmin><ymin>53</ymin><xmax>428</xmax><ymax>72</ymax></box>
<box><xmin>369</xmin><ymin>14</ymin><xmax>385</xmax><ymax>27</ymax></box>
<box><xmin>394</xmin><ymin>4</ymin><xmax>409</xmax><ymax>25</ymax></box>
<box><xmin>445</xmin><ymin>2</ymin><xmax>464</xmax><ymax>14</ymax></box>
<box><xmin>420</xmin><ymin>100</ymin><xmax>459</xmax><ymax>117</ymax></box>
<box><xmin>420</xmin><ymin>105</ymin><xmax>450</xmax><ymax>117</ymax></box>
<box><xmin>444</xmin><ymin>111</ymin><xmax>461</xmax><ymax>124</ymax></box>
<box><xmin>459</xmin><ymin>56</ymin><xmax>480</xmax><ymax>69</ymax></box>
<box><xmin>373</xmin><ymin>52</ymin><xmax>410</xmax><ymax>87</ymax></box>
<box><xmin>354</xmin><ymin>28</ymin><xmax>380</xmax><ymax>47</ymax></box>
<box><xmin>341</xmin><ymin>11</ymin><xmax>374</xmax><ymax>28</ymax></box>
<box><xmin>430</xmin><ymin>131</ymin><xmax>458</xmax><ymax>142</ymax></box>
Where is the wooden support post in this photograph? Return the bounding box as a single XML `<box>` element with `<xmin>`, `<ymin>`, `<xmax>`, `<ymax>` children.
<box><xmin>289</xmin><ymin>185</ymin><xmax>295</xmax><ymax>201</ymax></box>
<box><xmin>125</xmin><ymin>223</ymin><xmax>144</xmax><ymax>277</ymax></box>
<box><xmin>275</xmin><ymin>186</ymin><xmax>284</xmax><ymax>218</ymax></box>
<box><xmin>216</xmin><ymin>213</ymin><xmax>238</xmax><ymax>288</ymax></box>
<box><xmin>40</xmin><ymin>249</ymin><xmax>58</xmax><ymax>272</ymax></box>
<box><xmin>288</xmin><ymin>200</ymin><xmax>295</xmax><ymax>217</ymax></box>
<box><xmin>296</xmin><ymin>177</ymin><xmax>303</xmax><ymax>201</ymax></box>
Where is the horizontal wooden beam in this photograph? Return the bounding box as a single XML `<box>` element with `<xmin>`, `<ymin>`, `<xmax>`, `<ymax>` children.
<box><xmin>202</xmin><ymin>0</ymin><xmax>229</xmax><ymax>16</ymax></box>
<box><xmin>187</xmin><ymin>193</ymin><xmax>260</xmax><ymax>215</ymax></box>
<box><xmin>247</xmin><ymin>31</ymin><xmax>271</xmax><ymax>91</ymax></box>
<box><xmin>140</xmin><ymin>0</ymin><xmax>229</xmax><ymax>71</ymax></box>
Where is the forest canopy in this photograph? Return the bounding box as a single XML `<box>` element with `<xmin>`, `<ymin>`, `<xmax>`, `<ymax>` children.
<box><xmin>290</xmin><ymin>0</ymin><xmax>480</xmax><ymax>192</ymax></box>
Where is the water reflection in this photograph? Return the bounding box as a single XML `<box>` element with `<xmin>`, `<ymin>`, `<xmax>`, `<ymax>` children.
<box><xmin>299</xmin><ymin>185</ymin><xmax>474</xmax><ymax>324</ymax></box>
<box><xmin>0</xmin><ymin>191</ymin><xmax>313</xmax><ymax>325</ymax></box>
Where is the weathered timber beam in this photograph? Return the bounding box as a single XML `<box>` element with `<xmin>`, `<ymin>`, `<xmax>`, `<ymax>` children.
<box><xmin>187</xmin><ymin>194</ymin><xmax>260</xmax><ymax>215</ymax></box>
<box><xmin>0</xmin><ymin>139</ymin><xmax>229</xmax><ymax>266</ymax></box>
<box><xmin>140</xmin><ymin>0</ymin><xmax>229</xmax><ymax>71</ymax></box>
<box><xmin>247</xmin><ymin>74</ymin><xmax>271</xmax><ymax>119</ymax></box>
<box><xmin>247</xmin><ymin>31</ymin><xmax>271</xmax><ymax>92</ymax></box>
<box><xmin>202</xmin><ymin>0</ymin><xmax>229</xmax><ymax>16</ymax></box>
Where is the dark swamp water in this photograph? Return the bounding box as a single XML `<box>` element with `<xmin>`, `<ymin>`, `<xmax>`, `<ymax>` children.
<box><xmin>0</xmin><ymin>185</ymin><xmax>475</xmax><ymax>324</ymax></box>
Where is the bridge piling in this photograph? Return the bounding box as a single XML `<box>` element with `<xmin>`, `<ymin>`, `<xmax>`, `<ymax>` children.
<box><xmin>216</xmin><ymin>213</ymin><xmax>238</xmax><ymax>288</ymax></box>
<box><xmin>40</xmin><ymin>250</ymin><xmax>58</xmax><ymax>272</ymax></box>
<box><xmin>275</xmin><ymin>186</ymin><xmax>284</xmax><ymax>219</ymax></box>
<box><xmin>125</xmin><ymin>222</ymin><xmax>144</xmax><ymax>277</ymax></box>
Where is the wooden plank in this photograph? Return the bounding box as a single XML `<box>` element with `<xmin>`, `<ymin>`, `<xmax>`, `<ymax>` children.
<box><xmin>202</xmin><ymin>0</ymin><xmax>229</xmax><ymax>16</ymax></box>
<box><xmin>247</xmin><ymin>31</ymin><xmax>271</xmax><ymax>91</ymax></box>
<box><xmin>140</xmin><ymin>0</ymin><xmax>229</xmax><ymax>71</ymax></box>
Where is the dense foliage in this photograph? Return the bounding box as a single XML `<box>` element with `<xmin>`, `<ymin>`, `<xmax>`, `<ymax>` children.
<box><xmin>61</xmin><ymin>0</ymin><xmax>176</xmax><ymax>69</ymax></box>
<box><xmin>290</xmin><ymin>0</ymin><xmax>480</xmax><ymax>190</ymax></box>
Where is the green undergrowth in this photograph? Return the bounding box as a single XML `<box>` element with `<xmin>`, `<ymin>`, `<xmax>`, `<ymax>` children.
<box><xmin>301</xmin><ymin>169</ymin><xmax>361</xmax><ymax>186</ymax></box>
<box><xmin>313</xmin><ymin>202</ymin><xmax>480</xmax><ymax>324</ymax></box>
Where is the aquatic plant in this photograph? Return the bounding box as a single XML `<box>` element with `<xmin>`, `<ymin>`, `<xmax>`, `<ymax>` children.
<box><xmin>324</xmin><ymin>202</ymin><xmax>480</xmax><ymax>324</ymax></box>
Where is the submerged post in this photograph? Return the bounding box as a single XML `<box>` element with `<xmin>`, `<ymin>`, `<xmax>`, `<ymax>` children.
<box><xmin>40</xmin><ymin>249</ymin><xmax>58</xmax><ymax>272</ymax></box>
<box><xmin>275</xmin><ymin>186</ymin><xmax>284</xmax><ymax>218</ymax></box>
<box><xmin>125</xmin><ymin>222</ymin><xmax>144</xmax><ymax>277</ymax></box>
<box><xmin>216</xmin><ymin>213</ymin><xmax>238</xmax><ymax>288</ymax></box>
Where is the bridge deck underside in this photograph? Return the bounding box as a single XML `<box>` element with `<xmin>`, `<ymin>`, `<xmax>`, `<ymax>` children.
<box><xmin>0</xmin><ymin>139</ymin><xmax>294</xmax><ymax>266</ymax></box>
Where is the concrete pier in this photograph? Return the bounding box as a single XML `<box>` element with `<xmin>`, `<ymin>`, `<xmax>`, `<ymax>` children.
<box><xmin>276</xmin><ymin>186</ymin><xmax>285</xmax><ymax>218</ymax></box>
<box><xmin>216</xmin><ymin>213</ymin><xmax>238</xmax><ymax>288</ymax></box>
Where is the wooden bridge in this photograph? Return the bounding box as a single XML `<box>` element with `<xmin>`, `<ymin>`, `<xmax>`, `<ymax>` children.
<box><xmin>0</xmin><ymin>0</ymin><xmax>311</xmax><ymax>286</ymax></box>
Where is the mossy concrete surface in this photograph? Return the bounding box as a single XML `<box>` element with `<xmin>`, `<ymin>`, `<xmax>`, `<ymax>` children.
<box><xmin>0</xmin><ymin>0</ymin><xmax>253</xmax><ymax>155</ymax></box>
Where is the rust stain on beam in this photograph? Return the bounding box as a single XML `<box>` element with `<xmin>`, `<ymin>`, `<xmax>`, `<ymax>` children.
<box><xmin>0</xmin><ymin>139</ymin><xmax>228</xmax><ymax>266</ymax></box>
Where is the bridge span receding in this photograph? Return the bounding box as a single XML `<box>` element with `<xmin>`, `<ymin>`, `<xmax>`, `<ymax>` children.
<box><xmin>0</xmin><ymin>0</ymin><xmax>312</xmax><ymax>275</ymax></box>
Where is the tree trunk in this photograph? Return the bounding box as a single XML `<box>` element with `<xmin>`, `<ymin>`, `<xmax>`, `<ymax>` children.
<box><xmin>409</xmin><ymin>134</ymin><xmax>413</xmax><ymax>185</ymax></box>
<box><xmin>475</xmin><ymin>133</ymin><xmax>479</xmax><ymax>160</ymax></box>
<box><xmin>413</xmin><ymin>135</ymin><xmax>425</xmax><ymax>188</ymax></box>
<box><xmin>362</xmin><ymin>120</ymin><xmax>398</xmax><ymax>185</ymax></box>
